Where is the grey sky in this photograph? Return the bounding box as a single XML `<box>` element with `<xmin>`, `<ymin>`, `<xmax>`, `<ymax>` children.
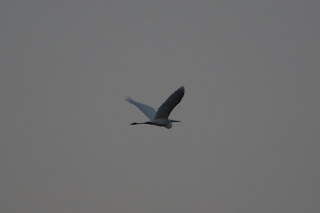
<box><xmin>1</xmin><ymin>1</ymin><xmax>319</xmax><ymax>212</ymax></box>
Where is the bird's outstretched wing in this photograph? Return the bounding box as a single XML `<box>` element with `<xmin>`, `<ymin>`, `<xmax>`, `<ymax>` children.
<box><xmin>155</xmin><ymin>86</ymin><xmax>184</xmax><ymax>120</ymax></box>
<box><xmin>126</xmin><ymin>97</ymin><xmax>156</xmax><ymax>120</ymax></box>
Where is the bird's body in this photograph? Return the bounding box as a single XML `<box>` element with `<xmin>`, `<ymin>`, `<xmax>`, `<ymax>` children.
<box><xmin>126</xmin><ymin>86</ymin><xmax>184</xmax><ymax>129</ymax></box>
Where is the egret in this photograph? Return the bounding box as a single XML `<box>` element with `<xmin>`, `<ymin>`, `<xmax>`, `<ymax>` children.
<box><xmin>126</xmin><ymin>86</ymin><xmax>185</xmax><ymax>129</ymax></box>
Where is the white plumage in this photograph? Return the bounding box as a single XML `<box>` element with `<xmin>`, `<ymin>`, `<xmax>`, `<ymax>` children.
<box><xmin>126</xmin><ymin>86</ymin><xmax>185</xmax><ymax>129</ymax></box>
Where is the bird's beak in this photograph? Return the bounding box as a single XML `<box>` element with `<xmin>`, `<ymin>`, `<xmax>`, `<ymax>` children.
<box><xmin>171</xmin><ymin>120</ymin><xmax>181</xmax><ymax>123</ymax></box>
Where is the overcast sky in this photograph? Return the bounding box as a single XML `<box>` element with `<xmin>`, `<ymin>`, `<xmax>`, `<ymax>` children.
<box><xmin>1</xmin><ymin>1</ymin><xmax>319</xmax><ymax>213</ymax></box>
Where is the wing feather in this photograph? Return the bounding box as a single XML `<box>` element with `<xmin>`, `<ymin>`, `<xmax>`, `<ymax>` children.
<box><xmin>155</xmin><ymin>86</ymin><xmax>184</xmax><ymax>119</ymax></box>
<box><xmin>126</xmin><ymin>97</ymin><xmax>156</xmax><ymax>120</ymax></box>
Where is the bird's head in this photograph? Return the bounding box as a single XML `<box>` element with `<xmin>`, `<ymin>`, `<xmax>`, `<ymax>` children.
<box><xmin>164</xmin><ymin>120</ymin><xmax>180</xmax><ymax>129</ymax></box>
<box><xmin>165</xmin><ymin>123</ymin><xmax>172</xmax><ymax>129</ymax></box>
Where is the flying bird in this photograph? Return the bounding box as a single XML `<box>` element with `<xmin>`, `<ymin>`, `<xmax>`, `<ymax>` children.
<box><xmin>126</xmin><ymin>86</ymin><xmax>185</xmax><ymax>129</ymax></box>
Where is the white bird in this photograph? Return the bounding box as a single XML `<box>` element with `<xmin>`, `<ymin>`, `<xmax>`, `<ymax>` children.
<box><xmin>126</xmin><ymin>86</ymin><xmax>185</xmax><ymax>129</ymax></box>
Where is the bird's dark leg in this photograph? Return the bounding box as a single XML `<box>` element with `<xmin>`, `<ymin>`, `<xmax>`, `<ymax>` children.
<box><xmin>130</xmin><ymin>122</ymin><xmax>149</xmax><ymax>125</ymax></box>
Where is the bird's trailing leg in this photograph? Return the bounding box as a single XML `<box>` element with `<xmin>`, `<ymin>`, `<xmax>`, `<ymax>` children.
<box><xmin>130</xmin><ymin>122</ymin><xmax>150</xmax><ymax>125</ymax></box>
